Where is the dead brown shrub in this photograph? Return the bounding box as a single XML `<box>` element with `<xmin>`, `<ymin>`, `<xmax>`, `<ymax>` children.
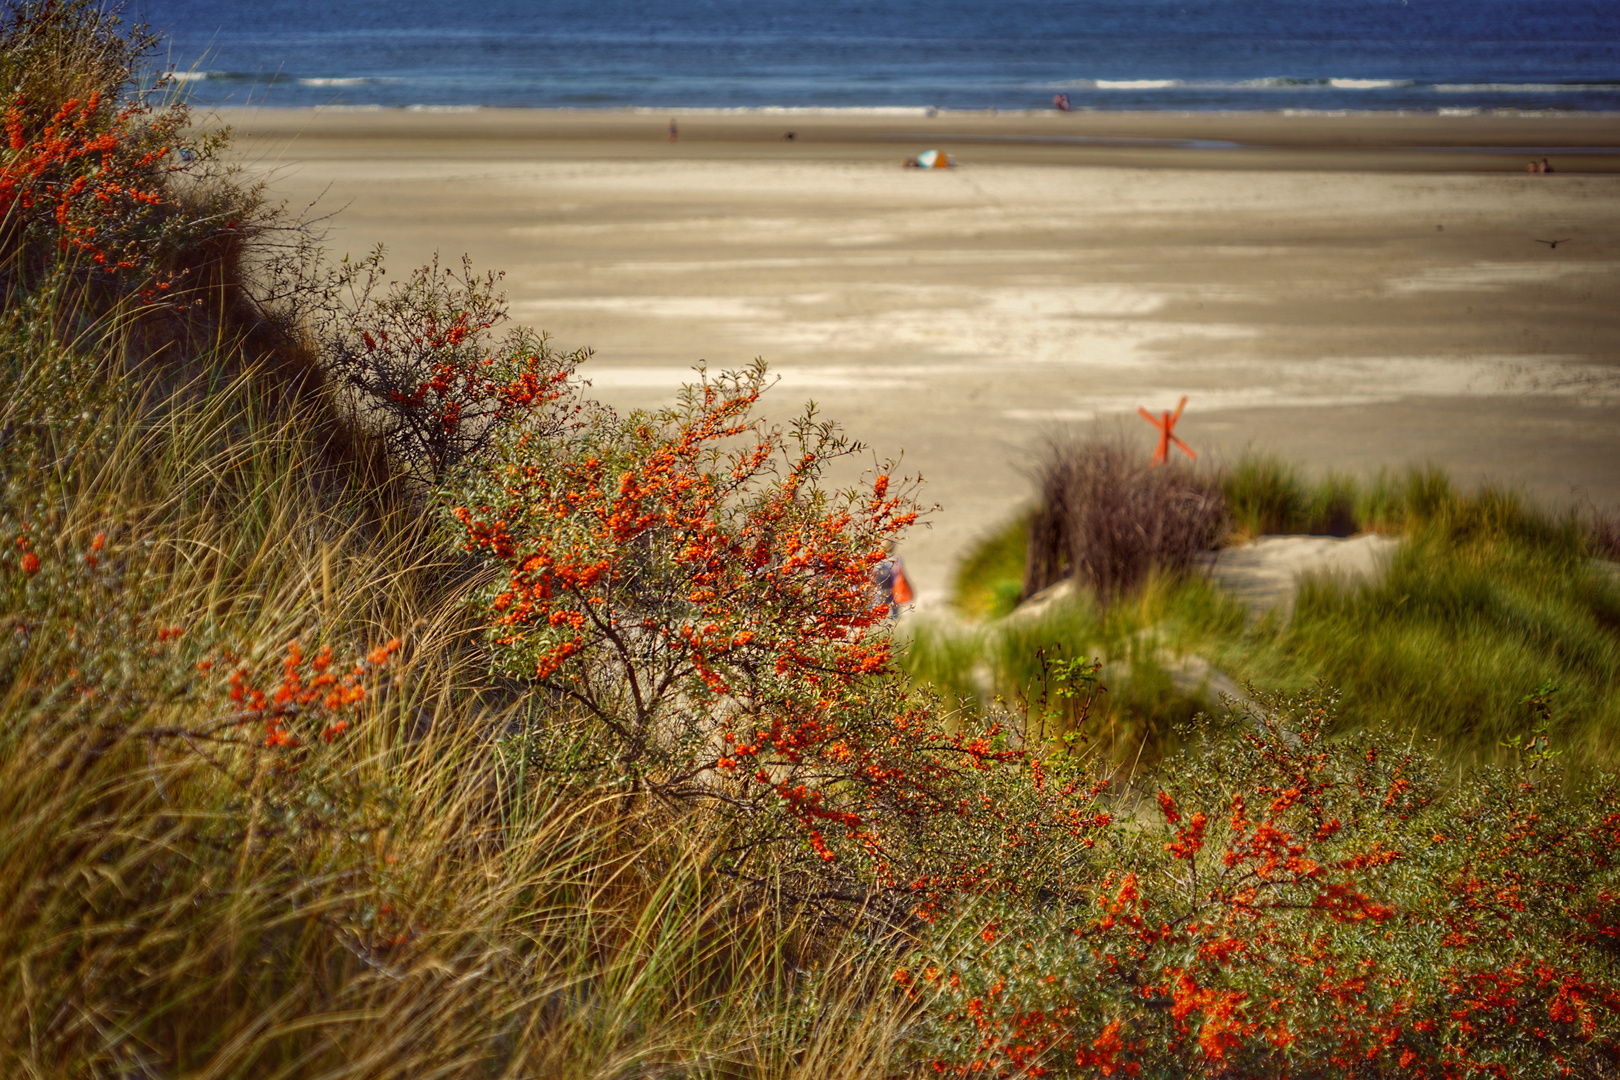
<box><xmin>1023</xmin><ymin>439</ymin><xmax>1225</xmax><ymax>602</ymax></box>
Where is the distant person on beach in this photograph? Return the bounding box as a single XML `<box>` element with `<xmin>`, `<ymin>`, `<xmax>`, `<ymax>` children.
<box><xmin>873</xmin><ymin>549</ymin><xmax>913</xmax><ymax>617</ymax></box>
<box><xmin>668</xmin><ymin>118</ymin><xmax>678</xmax><ymax>142</ymax></box>
<box><xmin>1528</xmin><ymin>160</ymin><xmax>1540</xmax><ymax>173</ymax></box>
<box><xmin>1053</xmin><ymin>93</ymin><xmax>1070</xmax><ymax>111</ymax></box>
<box><xmin>1542</xmin><ymin>158</ymin><xmax>1555</xmax><ymax>173</ymax></box>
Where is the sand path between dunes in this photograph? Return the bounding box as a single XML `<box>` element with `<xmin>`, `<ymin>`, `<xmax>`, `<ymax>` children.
<box><xmin>1203</xmin><ymin>534</ymin><xmax>1404</xmax><ymax>619</ymax></box>
<box><xmin>220</xmin><ymin>109</ymin><xmax>1620</xmax><ymax>602</ymax></box>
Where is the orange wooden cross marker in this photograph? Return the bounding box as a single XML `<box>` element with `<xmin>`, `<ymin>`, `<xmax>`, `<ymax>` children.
<box><xmin>1138</xmin><ymin>396</ymin><xmax>1195</xmax><ymax>466</ymax></box>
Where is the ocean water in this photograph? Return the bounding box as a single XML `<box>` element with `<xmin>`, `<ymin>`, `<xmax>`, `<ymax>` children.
<box><xmin>137</xmin><ymin>0</ymin><xmax>1620</xmax><ymax>113</ymax></box>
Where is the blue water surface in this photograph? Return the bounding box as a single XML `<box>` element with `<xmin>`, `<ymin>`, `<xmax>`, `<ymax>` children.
<box><xmin>134</xmin><ymin>0</ymin><xmax>1620</xmax><ymax>112</ymax></box>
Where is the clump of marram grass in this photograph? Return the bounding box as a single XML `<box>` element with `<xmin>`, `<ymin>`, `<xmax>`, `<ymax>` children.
<box><xmin>1023</xmin><ymin>438</ymin><xmax>1224</xmax><ymax>603</ymax></box>
<box><xmin>1220</xmin><ymin>453</ymin><xmax>1359</xmax><ymax>538</ymax></box>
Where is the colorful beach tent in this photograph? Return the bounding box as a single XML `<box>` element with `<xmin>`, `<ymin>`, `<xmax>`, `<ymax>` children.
<box><xmin>915</xmin><ymin>149</ymin><xmax>952</xmax><ymax>168</ymax></box>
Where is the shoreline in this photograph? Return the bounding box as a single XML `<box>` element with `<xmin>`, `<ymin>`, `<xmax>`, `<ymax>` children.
<box><xmin>206</xmin><ymin>105</ymin><xmax>1620</xmax><ymax>173</ymax></box>
<box><xmin>214</xmin><ymin>103</ymin><xmax>1620</xmax><ymax>114</ymax></box>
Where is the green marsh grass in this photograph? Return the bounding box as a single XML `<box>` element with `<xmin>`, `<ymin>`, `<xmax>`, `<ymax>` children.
<box><xmin>924</xmin><ymin>456</ymin><xmax>1620</xmax><ymax>771</ymax></box>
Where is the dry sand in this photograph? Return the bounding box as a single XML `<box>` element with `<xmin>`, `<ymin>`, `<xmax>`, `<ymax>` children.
<box><xmin>215</xmin><ymin>108</ymin><xmax>1620</xmax><ymax>602</ymax></box>
<box><xmin>1206</xmin><ymin>534</ymin><xmax>1404</xmax><ymax>619</ymax></box>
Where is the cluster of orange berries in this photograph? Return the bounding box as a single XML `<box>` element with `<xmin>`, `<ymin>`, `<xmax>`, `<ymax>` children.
<box><xmin>2</xmin><ymin>91</ymin><xmax>175</xmax><ymax>284</ymax></box>
<box><xmin>225</xmin><ymin>637</ymin><xmax>401</xmax><ymax>748</ymax></box>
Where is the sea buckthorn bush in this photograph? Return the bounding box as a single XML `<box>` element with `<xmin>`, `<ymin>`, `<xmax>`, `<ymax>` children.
<box><xmin>318</xmin><ymin>251</ymin><xmax>590</xmax><ymax>486</ymax></box>
<box><xmin>448</xmin><ymin>360</ymin><xmax>1132</xmax><ymax>910</ymax></box>
<box><xmin>0</xmin><ymin>0</ymin><xmax>260</xmax><ymax>305</ymax></box>
<box><xmin>904</xmin><ymin>690</ymin><xmax>1620</xmax><ymax>1078</ymax></box>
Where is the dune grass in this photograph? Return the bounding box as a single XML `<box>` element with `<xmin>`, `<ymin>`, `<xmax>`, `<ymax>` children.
<box><xmin>949</xmin><ymin>512</ymin><xmax>1030</xmax><ymax>620</ymax></box>
<box><xmin>0</xmin><ymin>307</ymin><xmax>913</xmax><ymax>1077</ymax></box>
<box><xmin>1212</xmin><ymin>483</ymin><xmax>1620</xmax><ymax>767</ymax></box>
<box><xmin>926</xmin><ymin>459</ymin><xmax>1620</xmax><ymax>771</ymax></box>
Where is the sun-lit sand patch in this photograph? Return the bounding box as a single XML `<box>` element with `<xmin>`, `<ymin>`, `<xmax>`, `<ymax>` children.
<box><xmin>521</xmin><ymin>284</ymin><xmax>1241</xmax><ymax>371</ymax></box>
<box><xmin>520</xmin><ymin>296</ymin><xmax>780</xmax><ymax>320</ymax></box>
<box><xmin>1207</xmin><ymin>534</ymin><xmax>1403</xmax><ymax>618</ymax></box>
<box><xmin>595</xmin><ymin>250</ymin><xmax>1078</xmax><ymax>275</ymax></box>
<box><xmin>1386</xmin><ymin>261</ymin><xmax>1614</xmax><ymax>293</ymax></box>
<box><xmin>585</xmin><ymin>364</ymin><xmax>918</xmax><ymax>391</ymax></box>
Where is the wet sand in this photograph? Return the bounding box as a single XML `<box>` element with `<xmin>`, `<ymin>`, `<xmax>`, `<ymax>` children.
<box><xmin>216</xmin><ymin>108</ymin><xmax>1620</xmax><ymax>601</ymax></box>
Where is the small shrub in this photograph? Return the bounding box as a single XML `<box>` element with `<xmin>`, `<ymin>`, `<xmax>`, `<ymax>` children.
<box><xmin>452</xmin><ymin>362</ymin><xmax>931</xmax><ymax>875</ymax></box>
<box><xmin>449</xmin><ymin>362</ymin><xmax>1127</xmax><ymax>916</ymax></box>
<box><xmin>1024</xmin><ymin>439</ymin><xmax>1224</xmax><ymax>602</ymax></box>
<box><xmin>0</xmin><ymin>0</ymin><xmax>260</xmax><ymax>305</ymax></box>
<box><xmin>317</xmin><ymin>251</ymin><xmax>589</xmax><ymax>487</ymax></box>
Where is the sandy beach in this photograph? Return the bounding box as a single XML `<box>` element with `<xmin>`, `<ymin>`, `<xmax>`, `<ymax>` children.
<box><xmin>217</xmin><ymin>108</ymin><xmax>1620</xmax><ymax>601</ymax></box>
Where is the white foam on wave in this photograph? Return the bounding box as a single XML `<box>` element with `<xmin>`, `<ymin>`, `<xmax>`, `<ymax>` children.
<box><xmin>404</xmin><ymin>105</ymin><xmax>481</xmax><ymax>113</ymax></box>
<box><xmin>1328</xmin><ymin>78</ymin><xmax>1412</xmax><ymax>89</ymax></box>
<box><xmin>1095</xmin><ymin>79</ymin><xmax>1179</xmax><ymax>90</ymax></box>
<box><xmin>299</xmin><ymin>77</ymin><xmax>376</xmax><ymax>87</ymax></box>
<box><xmin>167</xmin><ymin>70</ymin><xmax>209</xmax><ymax>82</ymax></box>
<box><xmin>1044</xmin><ymin>76</ymin><xmax>1417</xmax><ymax>93</ymax></box>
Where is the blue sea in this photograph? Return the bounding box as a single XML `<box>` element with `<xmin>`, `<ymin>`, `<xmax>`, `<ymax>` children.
<box><xmin>137</xmin><ymin>0</ymin><xmax>1620</xmax><ymax>113</ymax></box>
